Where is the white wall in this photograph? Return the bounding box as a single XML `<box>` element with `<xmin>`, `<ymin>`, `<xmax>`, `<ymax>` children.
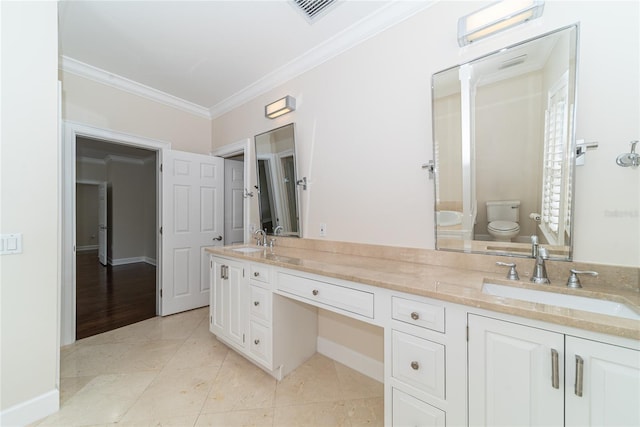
<box><xmin>212</xmin><ymin>0</ymin><xmax>639</xmax><ymax>267</ymax></box>
<box><xmin>0</xmin><ymin>1</ymin><xmax>60</xmax><ymax>423</ymax></box>
<box><xmin>61</xmin><ymin>71</ymin><xmax>211</xmax><ymax>154</ymax></box>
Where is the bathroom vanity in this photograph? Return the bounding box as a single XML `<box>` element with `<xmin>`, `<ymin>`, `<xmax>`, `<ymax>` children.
<box><xmin>206</xmin><ymin>239</ymin><xmax>640</xmax><ymax>427</ymax></box>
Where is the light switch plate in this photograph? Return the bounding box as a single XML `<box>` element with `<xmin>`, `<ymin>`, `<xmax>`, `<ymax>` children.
<box><xmin>0</xmin><ymin>233</ymin><xmax>23</xmax><ymax>255</ymax></box>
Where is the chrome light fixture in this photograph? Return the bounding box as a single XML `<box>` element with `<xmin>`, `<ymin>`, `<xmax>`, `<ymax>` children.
<box><xmin>265</xmin><ymin>95</ymin><xmax>296</xmax><ymax>119</ymax></box>
<box><xmin>458</xmin><ymin>0</ymin><xmax>545</xmax><ymax>47</ymax></box>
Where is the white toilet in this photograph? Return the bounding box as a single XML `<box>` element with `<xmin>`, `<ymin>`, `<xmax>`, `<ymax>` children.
<box><xmin>486</xmin><ymin>200</ymin><xmax>521</xmax><ymax>242</ymax></box>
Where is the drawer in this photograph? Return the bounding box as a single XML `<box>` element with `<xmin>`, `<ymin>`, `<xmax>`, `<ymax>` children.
<box><xmin>392</xmin><ymin>296</ymin><xmax>445</xmax><ymax>333</ymax></box>
<box><xmin>392</xmin><ymin>330</ymin><xmax>445</xmax><ymax>399</ymax></box>
<box><xmin>249</xmin><ymin>285</ymin><xmax>271</xmax><ymax>322</ymax></box>
<box><xmin>392</xmin><ymin>388</ymin><xmax>445</xmax><ymax>427</ymax></box>
<box><xmin>249</xmin><ymin>320</ymin><xmax>272</xmax><ymax>365</ymax></box>
<box><xmin>278</xmin><ymin>273</ymin><xmax>374</xmax><ymax>318</ymax></box>
<box><xmin>250</xmin><ymin>264</ymin><xmax>270</xmax><ymax>284</ymax></box>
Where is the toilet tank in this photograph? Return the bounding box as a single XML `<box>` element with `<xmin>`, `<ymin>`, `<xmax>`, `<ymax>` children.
<box><xmin>486</xmin><ymin>200</ymin><xmax>520</xmax><ymax>222</ymax></box>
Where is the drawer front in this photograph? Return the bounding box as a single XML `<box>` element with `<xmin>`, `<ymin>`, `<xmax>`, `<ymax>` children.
<box><xmin>250</xmin><ymin>264</ymin><xmax>270</xmax><ymax>284</ymax></box>
<box><xmin>392</xmin><ymin>388</ymin><xmax>445</xmax><ymax>427</ymax></box>
<box><xmin>249</xmin><ymin>321</ymin><xmax>272</xmax><ymax>366</ymax></box>
<box><xmin>249</xmin><ymin>285</ymin><xmax>271</xmax><ymax>322</ymax></box>
<box><xmin>278</xmin><ymin>273</ymin><xmax>374</xmax><ymax>318</ymax></box>
<box><xmin>392</xmin><ymin>296</ymin><xmax>445</xmax><ymax>333</ymax></box>
<box><xmin>392</xmin><ymin>330</ymin><xmax>445</xmax><ymax>399</ymax></box>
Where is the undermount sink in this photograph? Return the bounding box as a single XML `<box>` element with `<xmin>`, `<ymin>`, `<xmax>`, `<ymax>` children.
<box><xmin>437</xmin><ymin>210</ymin><xmax>463</xmax><ymax>227</ymax></box>
<box><xmin>231</xmin><ymin>247</ymin><xmax>263</xmax><ymax>253</ymax></box>
<box><xmin>482</xmin><ymin>282</ymin><xmax>640</xmax><ymax>321</ymax></box>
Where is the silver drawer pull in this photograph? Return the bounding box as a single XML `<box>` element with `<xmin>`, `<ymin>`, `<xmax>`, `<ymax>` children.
<box><xmin>253</xmin><ymin>301</ymin><xmax>260</xmax><ymax>306</ymax></box>
<box><xmin>410</xmin><ymin>361</ymin><xmax>420</xmax><ymax>370</ymax></box>
<box><xmin>254</xmin><ymin>339</ymin><xmax>260</xmax><ymax>345</ymax></box>
<box><xmin>575</xmin><ymin>355</ymin><xmax>584</xmax><ymax>397</ymax></box>
<box><xmin>410</xmin><ymin>312</ymin><xmax>420</xmax><ymax>321</ymax></box>
<box><xmin>254</xmin><ymin>272</ymin><xmax>260</xmax><ymax>277</ymax></box>
<box><xmin>312</xmin><ymin>289</ymin><xmax>319</xmax><ymax>296</ymax></box>
<box><xmin>551</xmin><ymin>349</ymin><xmax>559</xmax><ymax>389</ymax></box>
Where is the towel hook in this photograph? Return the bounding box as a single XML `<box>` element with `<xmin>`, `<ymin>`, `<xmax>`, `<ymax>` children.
<box><xmin>616</xmin><ymin>140</ymin><xmax>639</xmax><ymax>168</ymax></box>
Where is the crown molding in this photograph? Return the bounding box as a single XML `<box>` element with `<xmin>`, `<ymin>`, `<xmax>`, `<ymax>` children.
<box><xmin>59</xmin><ymin>56</ymin><xmax>212</xmax><ymax>119</ymax></box>
<box><xmin>105</xmin><ymin>154</ymin><xmax>146</xmax><ymax>165</ymax></box>
<box><xmin>209</xmin><ymin>0</ymin><xmax>436</xmax><ymax>118</ymax></box>
<box><xmin>60</xmin><ymin>1</ymin><xmax>435</xmax><ymax>122</ymax></box>
<box><xmin>77</xmin><ymin>156</ymin><xmax>106</xmax><ymax>166</ymax></box>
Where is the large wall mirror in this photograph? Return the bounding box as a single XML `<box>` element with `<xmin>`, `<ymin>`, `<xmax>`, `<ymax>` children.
<box><xmin>432</xmin><ymin>25</ymin><xmax>578</xmax><ymax>260</ymax></box>
<box><xmin>255</xmin><ymin>123</ymin><xmax>301</xmax><ymax>237</ymax></box>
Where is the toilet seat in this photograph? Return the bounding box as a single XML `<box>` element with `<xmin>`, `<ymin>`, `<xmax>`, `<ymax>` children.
<box><xmin>488</xmin><ymin>220</ymin><xmax>520</xmax><ymax>233</ymax></box>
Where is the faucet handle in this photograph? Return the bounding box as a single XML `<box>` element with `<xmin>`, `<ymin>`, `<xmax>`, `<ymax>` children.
<box><xmin>566</xmin><ymin>269</ymin><xmax>598</xmax><ymax>288</ymax></box>
<box><xmin>496</xmin><ymin>262</ymin><xmax>520</xmax><ymax>280</ymax></box>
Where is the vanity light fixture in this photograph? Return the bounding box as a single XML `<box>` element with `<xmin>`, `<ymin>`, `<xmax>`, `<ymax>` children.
<box><xmin>458</xmin><ymin>0</ymin><xmax>545</xmax><ymax>47</ymax></box>
<box><xmin>265</xmin><ymin>95</ymin><xmax>296</xmax><ymax>119</ymax></box>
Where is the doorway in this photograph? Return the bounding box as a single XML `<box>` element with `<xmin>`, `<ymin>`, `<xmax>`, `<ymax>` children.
<box><xmin>75</xmin><ymin>137</ymin><xmax>157</xmax><ymax>339</ymax></box>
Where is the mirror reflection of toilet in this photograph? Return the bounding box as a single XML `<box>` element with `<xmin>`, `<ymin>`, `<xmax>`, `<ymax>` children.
<box><xmin>486</xmin><ymin>200</ymin><xmax>520</xmax><ymax>242</ymax></box>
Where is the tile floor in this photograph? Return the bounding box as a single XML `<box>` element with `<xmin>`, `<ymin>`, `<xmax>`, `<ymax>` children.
<box><xmin>35</xmin><ymin>307</ymin><xmax>384</xmax><ymax>426</ymax></box>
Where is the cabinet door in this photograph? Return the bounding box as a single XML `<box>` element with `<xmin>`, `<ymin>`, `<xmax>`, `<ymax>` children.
<box><xmin>565</xmin><ymin>336</ymin><xmax>640</xmax><ymax>427</ymax></box>
<box><xmin>468</xmin><ymin>315</ymin><xmax>564</xmax><ymax>427</ymax></box>
<box><xmin>210</xmin><ymin>257</ymin><xmax>246</xmax><ymax>348</ymax></box>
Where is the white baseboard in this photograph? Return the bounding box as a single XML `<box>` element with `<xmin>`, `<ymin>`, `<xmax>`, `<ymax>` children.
<box><xmin>108</xmin><ymin>256</ymin><xmax>156</xmax><ymax>266</ymax></box>
<box><xmin>0</xmin><ymin>389</ymin><xmax>59</xmax><ymax>427</ymax></box>
<box><xmin>317</xmin><ymin>336</ymin><xmax>384</xmax><ymax>383</ymax></box>
<box><xmin>77</xmin><ymin>245</ymin><xmax>98</xmax><ymax>252</ymax></box>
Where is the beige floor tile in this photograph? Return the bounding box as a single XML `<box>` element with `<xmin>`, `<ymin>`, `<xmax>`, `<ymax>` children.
<box><xmin>59</xmin><ymin>375</ymin><xmax>95</xmax><ymax>404</ymax></box>
<box><xmin>39</xmin><ymin>372</ymin><xmax>157</xmax><ymax>426</ymax></box>
<box><xmin>164</xmin><ymin>334</ymin><xmax>229</xmax><ymax>371</ymax></box>
<box><xmin>119</xmin><ymin>365</ymin><xmax>217</xmax><ymax>422</ymax></box>
<box><xmin>274</xmin><ymin>354</ymin><xmax>341</xmax><ymax>407</ymax></box>
<box><xmin>104</xmin><ymin>413</ymin><xmax>199</xmax><ymax>426</ymax></box>
<box><xmin>194</xmin><ymin>408</ymin><xmax>274</xmax><ymax>427</ymax></box>
<box><xmin>273</xmin><ymin>401</ymin><xmax>350</xmax><ymax>426</ymax></box>
<box><xmin>344</xmin><ymin>397</ymin><xmax>385</xmax><ymax>427</ymax></box>
<box><xmin>201</xmin><ymin>351</ymin><xmax>276</xmax><ymax>413</ymax></box>
<box><xmin>334</xmin><ymin>362</ymin><xmax>384</xmax><ymax>400</ymax></box>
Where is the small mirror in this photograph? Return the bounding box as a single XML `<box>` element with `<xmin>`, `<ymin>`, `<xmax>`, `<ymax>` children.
<box><xmin>255</xmin><ymin>123</ymin><xmax>301</xmax><ymax>237</ymax></box>
<box><xmin>432</xmin><ymin>26</ymin><xmax>578</xmax><ymax>260</ymax></box>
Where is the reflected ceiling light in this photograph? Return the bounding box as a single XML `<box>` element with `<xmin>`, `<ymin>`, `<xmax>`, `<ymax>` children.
<box><xmin>458</xmin><ymin>0</ymin><xmax>545</xmax><ymax>47</ymax></box>
<box><xmin>265</xmin><ymin>95</ymin><xmax>296</xmax><ymax>119</ymax></box>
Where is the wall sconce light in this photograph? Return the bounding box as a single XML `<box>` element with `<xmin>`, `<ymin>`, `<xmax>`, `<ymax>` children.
<box><xmin>265</xmin><ymin>95</ymin><xmax>296</xmax><ymax>119</ymax></box>
<box><xmin>458</xmin><ymin>0</ymin><xmax>545</xmax><ymax>47</ymax></box>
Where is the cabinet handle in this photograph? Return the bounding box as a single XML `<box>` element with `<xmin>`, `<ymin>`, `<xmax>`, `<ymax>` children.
<box><xmin>220</xmin><ymin>265</ymin><xmax>228</xmax><ymax>280</ymax></box>
<box><xmin>575</xmin><ymin>355</ymin><xmax>584</xmax><ymax>397</ymax></box>
<box><xmin>254</xmin><ymin>272</ymin><xmax>260</xmax><ymax>277</ymax></box>
<box><xmin>410</xmin><ymin>361</ymin><xmax>420</xmax><ymax>370</ymax></box>
<box><xmin>410</xmin><ymin>312</ymin><xmax>420</xmax><ymax>320</ymax></box>
<box><xmin>312</xmin><ymin>289</ymin><xmax>319</xmax><ymax>296</ymax></box>
<box><xmin>254</xmin><ymin>301</ymin><xmax>260</xmax><ymax>306</ymax></box>
<box><xmin>254</xmin><ymin>339</ymin><xmax>260</xmax><ymax>345</ymax></box>
<box><xmin>551</xmin><ymin>349</ymin><xmax>559</xmax><ymax>389</ymax></box>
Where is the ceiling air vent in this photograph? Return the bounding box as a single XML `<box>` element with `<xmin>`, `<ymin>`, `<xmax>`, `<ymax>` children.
<box><xmin>291</xmin><ymin>0</ymin><xmax>339</xmax><ymax>23</ymax></box>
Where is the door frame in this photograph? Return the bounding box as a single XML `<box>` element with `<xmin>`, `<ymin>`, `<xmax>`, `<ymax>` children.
<box><xmin>212</xmin><ymin>138</ymin><xmax>252</xmax><ymax>244</ymax></box>
<box><xmin>61</xmin><ymin>121</ymin><xmax>170</xmax><ymax>345</ymax></box>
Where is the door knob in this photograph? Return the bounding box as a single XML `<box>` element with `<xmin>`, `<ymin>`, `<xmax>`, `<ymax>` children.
<box><xmin>213</xmin><ymin>235</ymin><xmax>223</xmax><ymax>241</ymax></box>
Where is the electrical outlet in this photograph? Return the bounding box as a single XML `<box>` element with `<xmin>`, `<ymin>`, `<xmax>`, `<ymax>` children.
<box><xmin>319</xmin><ymin>223</ymin><xmax>327</xmax><ymax>237</ymax></box>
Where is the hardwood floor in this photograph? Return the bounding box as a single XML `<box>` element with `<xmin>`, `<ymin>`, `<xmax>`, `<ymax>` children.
<box><xmin>76</xmin><ymin>251</ymin><xmax>156</xmax><ymax>340</ymax></box>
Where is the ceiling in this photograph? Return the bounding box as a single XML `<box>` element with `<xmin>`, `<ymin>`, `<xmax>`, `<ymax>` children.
<box><xmin>58</xmin><ymin>1</ymin><xmax>435</xmax><ymax>118</ymax></box>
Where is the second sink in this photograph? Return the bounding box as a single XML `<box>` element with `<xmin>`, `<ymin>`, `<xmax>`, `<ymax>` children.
<box><xmin>482</xmin><ymin>282</ymin><xmax>640</xmax><ymax>321</ymax></box>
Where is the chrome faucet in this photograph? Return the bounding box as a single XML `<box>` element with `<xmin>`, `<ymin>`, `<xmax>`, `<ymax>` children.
<box><xmin>254</xmin><ymin>229</ymin><xmax>267</xmax><ymax>247</ymax></box>
<box><xmin>531</xmin><ymin>246</ymin><xmax>550</xmax><ymax>284</ymax></box>
<box><xmin>274</xmin><ymin>225</ymin><xmax>283</xmax><ymax>236</ymax></box>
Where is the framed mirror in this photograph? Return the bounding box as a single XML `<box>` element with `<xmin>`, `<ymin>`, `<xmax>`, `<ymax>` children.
<box><xmin>255</xmin><ymin>123</ymin><xmax>301</xmax><ymax>237</ymax></box>
<box><xmin>432</xmin><ymin>25</ymin><xmax>578</xmax><ymax>260</ymax></box>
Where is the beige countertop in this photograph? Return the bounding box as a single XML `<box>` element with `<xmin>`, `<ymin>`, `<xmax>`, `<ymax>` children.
<box><xmin>205</xmin><ymin>242</ymin><xmax>640</xmax><ymax>340</ymax></box>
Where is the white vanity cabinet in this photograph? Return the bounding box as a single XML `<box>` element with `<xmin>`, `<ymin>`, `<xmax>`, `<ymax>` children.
<box><xmin>209</xmin><ymin>255</ymin><xmax>317</xmax><ymax>380</ymax></box>
<box><xmin>210</xmin><ymin>257</ymin><xmax>247</xmax><ymax>350</ymax></box>
<box><xmin>387</xmin><ymin>294</ymin><xmax>467</xmax><ymax>427</ymax></box>
<box><xmin>468</xmin><ymin>314</ymin><xmax>640</xmax><ymax>427</ymax></box>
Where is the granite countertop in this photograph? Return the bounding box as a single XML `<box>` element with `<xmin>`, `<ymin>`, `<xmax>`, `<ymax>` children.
<box><xmin>205</xmin><ymin>244</ymin><xmax>640</xmax><ymax>340</ymax></box>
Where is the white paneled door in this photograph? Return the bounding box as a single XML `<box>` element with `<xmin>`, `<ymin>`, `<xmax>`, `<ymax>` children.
<box><xmin>98</xmin><ymin>181</ymin><xmax>108</xmax><ymax>266</ymax></box>
<box><xmin>162</xmin><ymin>150</ymin><xmax>224</xmax><ymax>316</ymax></box>
<box><xmin>224</xmin><ymin>158</ymin><xmax>245</xmax><ymax>245</ymax></box>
